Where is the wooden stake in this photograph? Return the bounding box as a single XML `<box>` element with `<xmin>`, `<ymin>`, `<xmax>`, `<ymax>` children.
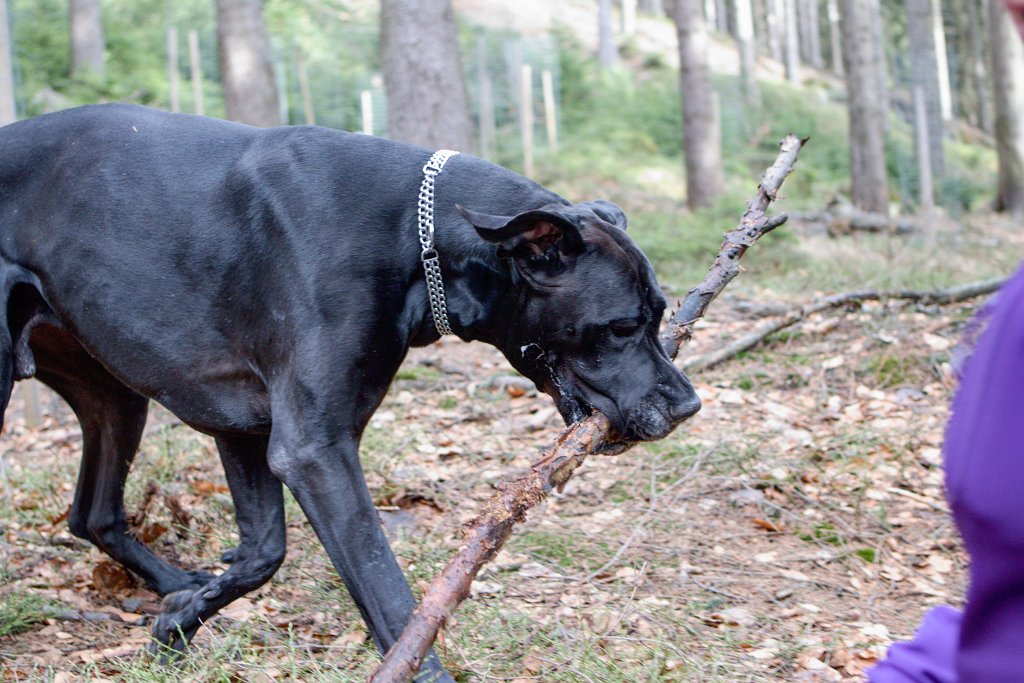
<box><xmin>296</xmin><ymin>48</ymin><xmax>315</xmax><ymax>126</ymax></box>
<box><xmin>519</xmin><ymin>64</ymin><xmax>534</xmax><ymax>177</ymax></box>
<box><xmin>476</xmin><ymin>36</ymin><xmax>495</xmax><ymax>160</ymax></box>
<box><xmin>188</xmin><ymin>30</ymin><xmax>204</xmax><ymax>116</ymax></box>
<box><xmin>361</xmin><ymin>90</ymin><xmax>373</xmax><ymax>135</ymax></box>
<box><xmin>541</xmin><ymin>69</ymin><xmax>558</xmax><ymax>154</ymax></box>
<box><xmin>167</xmin><ymin>27</ymin><xmax>180</xmax><ymax>113</ymax></box>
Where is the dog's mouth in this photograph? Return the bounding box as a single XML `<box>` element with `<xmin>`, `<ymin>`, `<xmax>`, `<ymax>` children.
<box><xmin>543</xmin><ymin>367</ymin><xmax>699</xmax><ymax>451</ymax></box>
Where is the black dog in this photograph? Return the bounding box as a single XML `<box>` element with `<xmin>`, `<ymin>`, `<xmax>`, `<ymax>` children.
<box><xmin>0</xmin><ymin>104</ymin><xmax>699</xmax><ymax>680</ymax></box>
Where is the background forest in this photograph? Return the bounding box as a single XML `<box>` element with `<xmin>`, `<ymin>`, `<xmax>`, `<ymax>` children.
<box><xmin>0</xmin><ymin>1</ymin><xmax>1022</xmax><ymax>681</ymax></box>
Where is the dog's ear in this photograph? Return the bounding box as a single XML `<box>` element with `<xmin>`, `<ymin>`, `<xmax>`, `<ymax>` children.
<box><xmin>579</xmin><ymin>199</ymin><xmax>628</xmax><ymax>231</ymax></box>
<box><xmin>457</xmin><ymin>204</ymin><xmax>584</xmax><ymax>287</ymax></box>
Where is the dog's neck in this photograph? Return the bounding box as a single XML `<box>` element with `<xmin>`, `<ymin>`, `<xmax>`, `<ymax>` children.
<box><xmin>404</xmin><ymin>155</ymin><xmax>566</xmax><ymax>351</ymax></box>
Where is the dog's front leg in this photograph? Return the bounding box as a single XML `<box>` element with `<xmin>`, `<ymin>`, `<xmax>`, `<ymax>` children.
<box><xmin>266</xmin><ymin>416</ymin><xmax>453</xmax><ymax>683</ymax></box>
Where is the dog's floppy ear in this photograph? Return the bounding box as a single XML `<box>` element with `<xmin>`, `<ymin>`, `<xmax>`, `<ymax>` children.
<box><xmin>579</xmin><ymin>199</ymin><xmax>628</xmax><ymax>231</ymax></box>
<box><xmin>457</xmin><ymin>204</ymin><xmax>584</xmax><ymax>256</ymax></box>
<box><xmin>457</xmin><ymin>204</ymin><xmax>584</xmax><ymax>287</ymax></box>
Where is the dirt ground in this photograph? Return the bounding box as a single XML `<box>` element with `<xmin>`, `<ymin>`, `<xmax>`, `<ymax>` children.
<box><xmin>2</xmin><ymin>214</ymin><xmax>1003</xmax><ymax>682</ymax></box>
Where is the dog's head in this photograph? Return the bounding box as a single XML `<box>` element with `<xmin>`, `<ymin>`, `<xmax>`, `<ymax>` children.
<box><xmin>458</xmin><ymin>200</ymin><xmax>701</xmax><ymax>444</ymax></box>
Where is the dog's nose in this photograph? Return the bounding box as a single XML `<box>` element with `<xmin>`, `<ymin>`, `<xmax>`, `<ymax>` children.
<box><xmin>668</xmin><ymin>391</ymin><xmax>701</xmax><ymax>423</ymax></box>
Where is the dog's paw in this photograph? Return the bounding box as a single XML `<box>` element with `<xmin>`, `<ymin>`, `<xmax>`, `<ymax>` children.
<box><xmin>147</xmin><ymin>590</ymin><xmax>201</xmax><ymax>662</ymax></box>
<box><xmin>220</xmin><ymin>547</ymin><xmax>238</xmax><ymax>563</ymax></box>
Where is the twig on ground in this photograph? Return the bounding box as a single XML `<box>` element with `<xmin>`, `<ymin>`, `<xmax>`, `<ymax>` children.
<box><xmin>681</xmin><ymin>276</ymin><xmax>1006</xmax><ymax>373</ymax></box>
<box><xmin>368</xmin><ymin>134</ymin><xmax>807</xmax><ymax>683</ymax></box>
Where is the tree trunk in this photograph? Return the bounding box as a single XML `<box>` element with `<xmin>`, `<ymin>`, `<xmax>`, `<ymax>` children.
<box><xmin>867</xmin><ymin>0</ymin><xmax>889</xmax><ymax>128</ymax></box>
<box><xmin>598</xmin><ymin>0</ymin><xmax>619</xmax><ymax>68</ymax></box>
<box><xmin>828</xmin><ymin>0</ymin><xmax>843</xmax><ymax>76</ymax></box>
<box><xmin>216</xmin><ymin>0</ymin><xmax>281</xmax><ymax>127</ymax></box>
<box><xmin>69</xmin><ymin>0</ymin><xmax>105</xmax><ymax>79</ymax></box>
<box><xmin>905</xmin><ymin>0</ymin><xmax>945</xmax><ymax>178</ymax></box>
<box><xmin>734</xmin><ymin>0</ymin><xmax>760</xmax><ymax>107</ymax></box>
<box><xmin>839</xmin><ymin>0</ymin><xmax>889</xmax><ymax>214</ymax></box>
<box><xmin>766</xmin><ymin>0</ymin><xmax>784</xmax><ymax>61</ymax></box>
<box><xmin>784</xmin><ymin>0</ymin><xmax>800</xmax><ymax>83</ymax></box>
<box><xmin>990</xmin><ymin>0</ymin><xmax>1024</xmax><ymax>215</ymax></box>
<box><xmin>0</xmin><ymin>0</ymin><xmax>16</xmax><ymax>125</ymax></box>
<box><xmin>674</xmin><ymin>0</ymin><xmax>724</xmax><ymax>209</ymax></box>
<box><xmin>966</xmin><ymin>0</ymin><xmax>991</xmax><ymax>133</ymax></box>
<box><xmin>804</xmin><ymin>0</ymin><xmax>823</xmax><ymax>69</ymax></box>
<box><xmin>638</xmin><ymin>0</ymin><xmax>665</xmax><ymax>16</ymax></box>
<box><xmin>380</xmin><ymin>0</ymin><xmax>474</xmax><ymax>152</ymax></box>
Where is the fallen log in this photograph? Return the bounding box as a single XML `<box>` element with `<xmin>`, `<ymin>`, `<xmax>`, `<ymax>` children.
<box><xmin>368</xmin><ymin>134</ymin><xmax>807</xmax><ymax>683</ymax></box>
<box><xmin>681</xmin><ymin>275</ymin><xmax>1007</xmax><ymax>373</ymax></box>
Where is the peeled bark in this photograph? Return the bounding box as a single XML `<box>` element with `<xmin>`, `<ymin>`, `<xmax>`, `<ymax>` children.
<box><xmin>674</xmin><ymin>0</ymin><xmax>725</xmax><ymax>209</ymax></box>
<box><xmin>381</xmin><ymin>0</ymin><xmax>474</xmax><ymax>152</ymax></box>
<box><xmin>990</xmin><ymin>0</ymin><xmax>1024</xmax><ymax>215</ymax></box>
<box><xmin>216</xmin><ymin>0</ymin><xmax>281</xmax><ymax>127</ymax></box>
<box><xmin>839</xmin><ymin>0</ymin><xmax>889</xmax><ymax>215</ymax></box>
<box><xmin>69</xmin><ymin>0</ymin><xmax>105</xmax><ymax>79</ymax></box>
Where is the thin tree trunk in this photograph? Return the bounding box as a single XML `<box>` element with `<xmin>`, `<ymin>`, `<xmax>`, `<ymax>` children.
<box><xmin>735</xmin><ymin>0</ymin><xmax>760</xmax><ymax>107</ymax></box>
<box><xmin>906</xmin><ymin>0</ymin><xmax>946</xmax><ymax>178</ymax></box>
<box><xmin>828</xmin><ymin>0</ymin><xmax>843</xmax><ymax>76</ymax></box>
<box><xmin>674</xmin><ymin>0</ymin><xmax>724</xmax><ymax>209</ymax></box>
<box><xmin>715</xmin><ymin>0</ymin><xmax>729</xmax><ymax>32</ymax></box>
<box><xmin>639</xmin><ymin>0</ymin><xmax>665</xmax><ymax>16</ymax></box>
<box><xmin>990</xmin><ymin>0</ymin><xmax>1024</xmax><ymax>215</ymax></box>
<box><xmin>766</xmin><ymin>0</ymin><xmax>784</xmax><ymax>61</ymax></box>
<box><xmin>784</xmin><ymin>0</ymin><xmax>800</xmax><ymax>83</ymax></box>
<box><xmin>622</xmin><ymin>0</ymin><xmax>638</xmax><ymax>34</ymax></box>
<box><xmin>0</xmin><ymin>0</ymin><xmax>16</xmax><ymax>125</ymax></box>
<box><xmin>598</xmin><ymin>0</ymin><xmax>618</xmax><ymax>68</ymax></box>
<box><xmin>839</xmin><ymin>0</ymin><xmax>889</xmax><ymax>214</ymax></box>
<box><xmin>967</xmin><ymin>0</ymin><xmax>991</xmax><ymax>133</ymax></box>
<box><xmin>69</xmin><ymin>0</ymin><xmax>105</xmax><ymax>79</ymax></box>
<box><xmin>806</xmin><ymin>0</ymin><xmax>823</xmax><ymax>69</ymax></box>
<box><xmin>216</xmin><ymin>0</ymin><xmax>281</xmax><ymax>127</ymax></box>
<box><xmin>867</xmin><ymin>0</ymin><xmax>889</xmax><ymax>129</ymax></box>
<box><xmin>380</xmin><ymin>0</ymin><xmax>474</xmax><ymax>152</ymax></box>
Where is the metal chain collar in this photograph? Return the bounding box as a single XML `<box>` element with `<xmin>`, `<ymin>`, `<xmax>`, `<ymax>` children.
<box><xmin>418</xmin><ymin>149</ymin><xmax>459</xmax><ymax>337</ymax></box>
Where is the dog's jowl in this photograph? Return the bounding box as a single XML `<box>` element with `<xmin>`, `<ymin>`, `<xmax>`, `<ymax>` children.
<box><xmin>0</xmin><ymin>104</ymin><xmax>700</xmax><ymax>680</ymax></box>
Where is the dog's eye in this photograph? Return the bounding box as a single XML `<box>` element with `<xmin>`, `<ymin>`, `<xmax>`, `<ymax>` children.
<box><xmin>610</xmin><ymin>318</ymin><xmax>643</xmax><ymax>337</ymax></box>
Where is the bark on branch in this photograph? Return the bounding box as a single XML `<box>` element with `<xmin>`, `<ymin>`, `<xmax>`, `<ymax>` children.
<box><xmin>368</xmin><ymin>134</ymin><xmax>807</xmax><ymax>683</ymax></box>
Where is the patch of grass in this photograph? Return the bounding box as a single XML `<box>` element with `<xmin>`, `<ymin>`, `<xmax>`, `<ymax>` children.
<box><xmin>394</xmin><ymin>365</ymin><xmax>442</xmax><ymax>382</ymax></box>
<box><xmin>862</xmin><ymin>352</ymin><xmax>939</xmax><ymax>389</ymax></box>
<box><xmin>0</xmin><ymin>592</ymin><xmax>62</xmax><ymax>637</ymax></box>
<box><xmin>855</xmin><ymin>548</ymin><xmax>878</xmax><ymax>563</ymax></box>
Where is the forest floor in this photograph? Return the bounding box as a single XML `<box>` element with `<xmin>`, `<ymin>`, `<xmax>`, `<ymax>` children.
<box><xmin>0</xmin><ymin>214</ymin><xmax>1020</xmax><ymax>682</ymax></box>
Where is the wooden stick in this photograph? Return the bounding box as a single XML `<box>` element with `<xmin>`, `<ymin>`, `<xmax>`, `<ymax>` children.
<box><xmin>368</xmin><ymin>134</ymin><xmax>807</xmax><ymax>683</ymax></box>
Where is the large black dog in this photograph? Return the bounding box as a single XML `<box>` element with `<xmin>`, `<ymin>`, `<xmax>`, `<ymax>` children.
<box><xmin>0</xmin><ymin>104</ymin><xmax>699</xmax><ymax>679</ymax></box>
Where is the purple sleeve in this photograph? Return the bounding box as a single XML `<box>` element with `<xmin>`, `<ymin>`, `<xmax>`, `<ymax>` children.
<box><xmin>867</xmin><ymin>606</ymin><xmax>961</xmax><ymax>683</ymax></box>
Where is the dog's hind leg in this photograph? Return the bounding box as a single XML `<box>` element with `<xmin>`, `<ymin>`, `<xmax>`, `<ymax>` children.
<box><xmin>150</xmin><ymin>433</ymin><xmax>284</xmax><ymax>655</ymax></box>
<box><xmin>30</xmin><ymin>327</ymin><xmax>217</xmax><ymax>596</ymax></box>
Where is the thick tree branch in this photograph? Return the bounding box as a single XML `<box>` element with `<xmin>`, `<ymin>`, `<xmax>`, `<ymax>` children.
<box><xmin>368</xmin><ymin>135</ymin><xmax>807</xmax><ymax>683</ymax></box>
